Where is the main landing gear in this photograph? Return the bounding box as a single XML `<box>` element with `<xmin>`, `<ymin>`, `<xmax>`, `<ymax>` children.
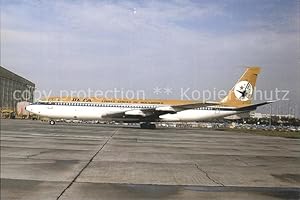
<box><xmin>49</xmin><ymin>120</ymin><xmax>56</xmax><ymax>125</ymax></box>
<box><xmin>140</xmin><ymin>122</ymin><xmax>156</xmax><ymax>129</ymax></box>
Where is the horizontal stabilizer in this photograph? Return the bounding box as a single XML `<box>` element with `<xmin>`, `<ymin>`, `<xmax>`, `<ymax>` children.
<box><xmin>235</xmin><ymin>101</ymin><xmax>276</xmax><ymax>111</ymax></box>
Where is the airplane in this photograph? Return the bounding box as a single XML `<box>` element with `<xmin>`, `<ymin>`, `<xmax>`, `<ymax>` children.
<box><xmin>25</xmin><ymin>67</ymin><xmax>274</xmax><ymax>129</ymax></box>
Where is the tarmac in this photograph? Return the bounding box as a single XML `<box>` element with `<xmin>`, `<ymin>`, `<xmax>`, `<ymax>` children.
<box><xmin>1</xmin><ymin>119</ymin><xmax>300</xmax><ymax>200</ymax></box>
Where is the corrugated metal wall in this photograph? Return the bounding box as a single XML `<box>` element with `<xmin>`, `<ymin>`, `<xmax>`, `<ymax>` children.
<box><xmin>0</xmin><ymin>66</ymin><xmax>35</xmax><ymax>111</ymax></box>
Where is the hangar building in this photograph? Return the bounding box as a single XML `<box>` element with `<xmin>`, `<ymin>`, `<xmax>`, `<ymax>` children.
<box><xmin>0</xmin><ymin>66</ymin><xmax>35</xmax><ymax>113</ymax></box>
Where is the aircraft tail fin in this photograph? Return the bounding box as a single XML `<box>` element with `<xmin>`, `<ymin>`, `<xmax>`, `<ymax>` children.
<box><xmin>221</xmin><ymin>67</ymin><xmax>261</xmax><ymax>107</ymax></box>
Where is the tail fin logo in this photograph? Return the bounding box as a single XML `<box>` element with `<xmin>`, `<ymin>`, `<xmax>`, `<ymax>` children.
<box><xmin>234</xmin><ymin>81</ymin><xmax>253</xmax><ymax>101</ymax></box>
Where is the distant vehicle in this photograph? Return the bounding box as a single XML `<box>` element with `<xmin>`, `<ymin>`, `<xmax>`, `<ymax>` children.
<box><xmin>1</xmin><ymin>108</ymin><xmax>15</xmax><ymax>119</ymax></box>
<box><xmin>17</xmin><ymin>101</ymin><xmax>30</xmax><ymax>118</ymax></box>
<box><xmin>26</xmin><ymin>67</ymin><xmax>274</xmax><ymax>129</ymax></box>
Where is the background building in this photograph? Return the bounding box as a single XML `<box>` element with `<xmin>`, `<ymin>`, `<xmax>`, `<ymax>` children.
<box><xmin>0</xmin><ymin>66</ymin><xmax>35</xmax><ymax>113</ymax></box>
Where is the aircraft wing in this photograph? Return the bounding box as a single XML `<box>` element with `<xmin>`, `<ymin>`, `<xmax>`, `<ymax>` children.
<box><xmin>171</xmin><ymin>101</ymin><xmax>220</xmax><ymax>111</ymax></box>
<box><xmin>102</xmin><ymin>101</ymin><xmax>219</xmax><ymax>119</ymax></box>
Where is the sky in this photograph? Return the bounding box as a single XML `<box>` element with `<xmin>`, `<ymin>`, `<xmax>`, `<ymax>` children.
<box><xmin>1</xmin><ymin>0</ymin><xmax>299</xmax><ymax>116</ymax></box>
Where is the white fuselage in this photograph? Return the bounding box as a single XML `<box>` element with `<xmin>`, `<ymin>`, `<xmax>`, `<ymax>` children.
<box><xmin>26</xmin><ymin>102</ymin><xmax>240</xmax><ymax>122</ymax></box>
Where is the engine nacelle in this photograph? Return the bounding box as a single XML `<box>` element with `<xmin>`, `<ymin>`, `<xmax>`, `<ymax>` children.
<box><xmin>125</xmin><ymin>110</ymin><xmax>146</xmax><ymax>117</ymax></box>
<box><xmin>155</xmin><ymin>106</ymin><xmax>175</xmax><ymax>112</ymax></box>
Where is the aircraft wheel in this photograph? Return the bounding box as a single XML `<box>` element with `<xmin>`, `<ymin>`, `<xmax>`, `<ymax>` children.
<box><xmin>149</xmin><ymin>124</ymin><xmax>156</xmax><ymax>129</ymax></box>
<box><xmin>140</xmin><ymin>123</ymin><xmax>156</xmax><ymax>129</ymax></box>
<box><xmin>49</xmin><ymin>120</ymin><xmax>56</xmax><ymax>125</ymax></box>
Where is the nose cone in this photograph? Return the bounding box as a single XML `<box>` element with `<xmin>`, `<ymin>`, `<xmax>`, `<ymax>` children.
<box><xmin>25</xmin><ymin>105</ymin><xmax>33</xmax><ymax>113</ymax></box>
